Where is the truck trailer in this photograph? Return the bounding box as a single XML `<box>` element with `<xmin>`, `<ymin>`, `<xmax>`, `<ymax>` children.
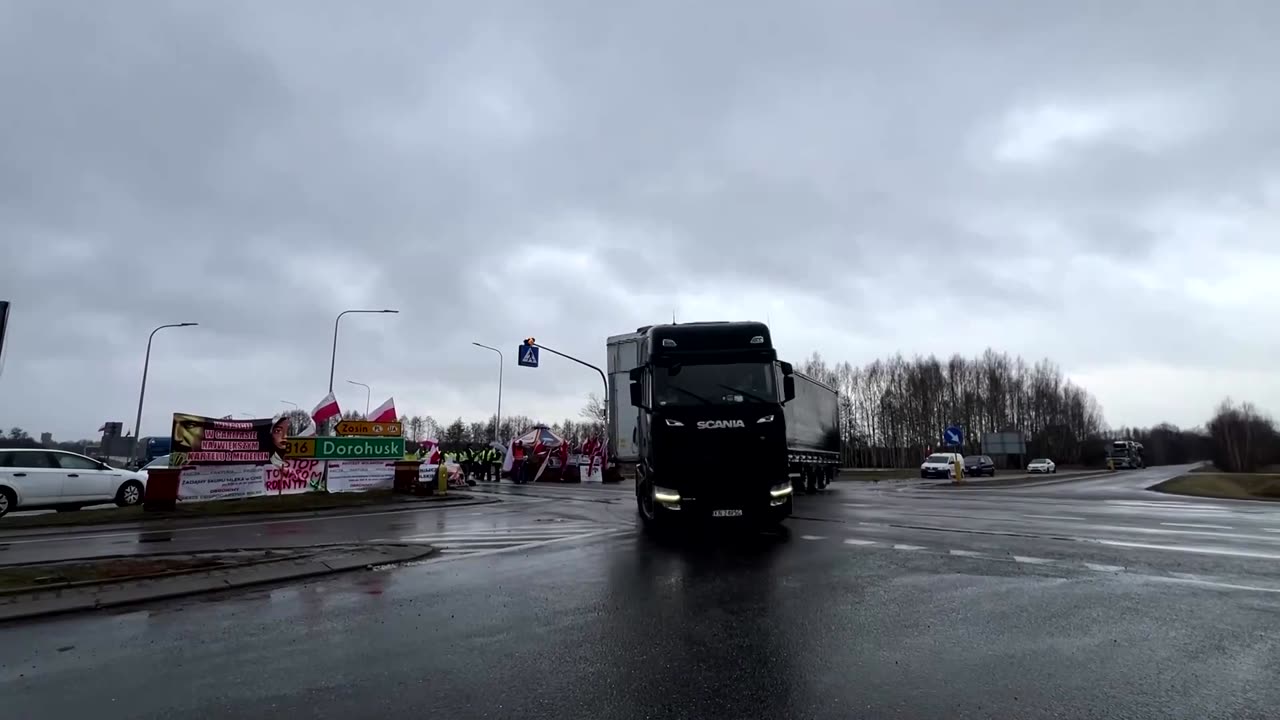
<box><xmin>785</xmin><ymin>372</ymin><xmax>841</xmax><ymax>493</ymax></box>
<box><xmin>606</xmin><ymin>321</ymin><xmax>838</xmax><ymax>528</ymax></box>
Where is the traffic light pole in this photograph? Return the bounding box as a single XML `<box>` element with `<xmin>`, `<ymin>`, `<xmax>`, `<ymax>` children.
<box><xmin>526</xmin><ymin>341</ymin><xmax>608</xmax><ymax>433</ymax></box>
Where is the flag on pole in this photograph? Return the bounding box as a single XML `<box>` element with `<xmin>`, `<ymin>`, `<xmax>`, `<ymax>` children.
<box><xmin>370</xmin><ymin>397</ymin><xmax>397</xmax><ymax>423</ymax></box>
<box><xmin>532</xmin><ymin>444</ymin><xmax>553</xmax><ymax>482</ymax></box>
<box><xmin>311</xmin><ymin>392</ymin><xmax>341</xmax><ymax>424</ymax></box>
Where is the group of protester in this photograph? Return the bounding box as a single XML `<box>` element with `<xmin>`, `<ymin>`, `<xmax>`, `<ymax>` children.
<box><xmin>413</xmin><ymin>434</ymin><xmax>607</xmax><ymax>485</ymax></box>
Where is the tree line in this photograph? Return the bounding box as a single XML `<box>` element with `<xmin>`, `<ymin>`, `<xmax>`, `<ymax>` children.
<box><xmin>796</xmin><ymin>348</ymin><xmax>1277</xmax><ymax>472</ymax></box>
<box><xmin>5</xmin><ymin>360</ymin><xmax>1275</xmax><ymax>471</ymax></box>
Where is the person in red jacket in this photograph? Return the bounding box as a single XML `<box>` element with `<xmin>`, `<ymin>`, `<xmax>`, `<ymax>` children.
<box><xmin>511</xmin><ymin>441</ymin><xmax>526</xmax><ymax>484</ymax></box>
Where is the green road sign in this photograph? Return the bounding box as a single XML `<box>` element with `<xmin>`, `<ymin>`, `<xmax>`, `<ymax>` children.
<box><xmin>286</xmin><ymin>436</ymin><xmax>405</xmax><ymax>460</ymax></box>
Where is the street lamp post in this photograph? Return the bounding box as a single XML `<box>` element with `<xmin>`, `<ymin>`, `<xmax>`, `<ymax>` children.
<box><xmin>471</xmin><ymin>342</ymin><xmax>503</xmax><ymax>442</ymax></box>
<box><xmin>346</xmin><ymin>380</ymin><xmax>371</xmax><ymax>416</ymax></box>
<box><xmin>328</xmin><ymin>309</ymin><xmax>399</xmax><ymax>393</ymax></box>
<box><xmin>132</xmin><ymin>322</ymin><xmax>198</xmax><ymax>452</ymax></box>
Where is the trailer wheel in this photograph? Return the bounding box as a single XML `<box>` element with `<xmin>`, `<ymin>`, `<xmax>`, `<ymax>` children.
<box><xmin>805</xmin><ymin>466</ymin><xmax>819</xmax><ymax>493</ymax></box>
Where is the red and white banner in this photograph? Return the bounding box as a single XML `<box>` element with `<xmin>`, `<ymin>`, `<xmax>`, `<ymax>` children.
<box><xmin>177</xmin><ymin>458</ymin><xmax>324</xmax><ymax>502</ymax></box>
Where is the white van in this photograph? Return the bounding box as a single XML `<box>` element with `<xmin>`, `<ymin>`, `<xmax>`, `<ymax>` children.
<box><xmin>920</xmin><ymin>452</ymin><xmax>964</xmax><ymax>479</ymax></box>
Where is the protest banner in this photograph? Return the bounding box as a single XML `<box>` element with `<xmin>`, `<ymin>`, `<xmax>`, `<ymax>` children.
<box><xmin>178</xmin><ymin>459</ymin><xmax>325</xmax><ymax>501</ymax></box>
<box><xmin>170</xmin><ymin>413</ymin><xmax>290</xmax><ymax>467</ymax></box>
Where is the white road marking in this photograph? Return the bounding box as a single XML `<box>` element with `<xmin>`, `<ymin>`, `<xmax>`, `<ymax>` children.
<box><xmin>1148</xmin><ymin>576</ymin><xmax>1280</xmax><ymax>595</ymax></box>
<box><xmin>1012</xmin><ymin>555</ymin><xmax>1053</xmax><ymax>565</ymax></box>
<box><xmin>800</xmin><ymin>535</ymin><xmax>826</xmax><ymax>541</ymax></box>
<box><xmin>893</xmin><ymin>544</ymin><xmax>925</xmax><ymax>551</ymax></box>
<box><xmin>949</xmin><ymin>549</ymin><xmax>985</xmax><ymax>558</ymax></box>
<box><xmin>1262</xmin><ymin>529</ymin><xmax>1280</xmax><ymax>533</ymax></box>
<box><xmin>397</xmin><ymin>528</ymin><xmax>600</xmax><ymax>541</ymax></box>
<box><xmin>843</xmin><ymin>503</ymin><xmax>873</xmax><ymax>508</ymax></box>
<box><xmin>1105</xmin><ymin>500</ymin><xmax>1230</xmax><ymax>511</ymax></box>
<box><xmin>1095</xmin><ymin>539</ymin><xmax>1280</xmax><ymax>560</ymax></box>
<box><xmin>843</xmin><ymin>538</ymin><xmax>878</xmax><ymax>546</ymax></box>
<box><xmin>1083</xmin><ymin>525</ymin><xmax>1278</xmax><ymax>542</ymax></box>
<box><xmin>1160</xmin><ymin>522</ymin><xmax>1234</xmax><ymax>530</ymax></box>
<box><xmin>1084</xmin><ymin>563</ymin><xmax>1124</xmax><ymax>572</ymax></box>
<box><xmin>1024</xmin><ymin>515</ymin><xmax>1087</xmax><ymax>521</ymax></box>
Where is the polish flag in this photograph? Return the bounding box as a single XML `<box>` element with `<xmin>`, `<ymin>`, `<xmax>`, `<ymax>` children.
<box><xmin>370</xmin><ymin>397</ymin><xmax>397</xmax><ymax>423</ymax></box>
<box><xmin>311</xmin><ymin>392</ymin><xmax>341</xmax><ymax>424</ymax></box>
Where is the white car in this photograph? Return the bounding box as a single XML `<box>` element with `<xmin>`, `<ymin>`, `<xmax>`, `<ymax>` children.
<box><xmin>920</xmin><ymin>452</ymin><xmax>964</xmax><ymax>479</ymax></box>
<box><xmin>0</xmin><ymin>448</ymin><xmax>149</xmax><ymax>517</ymax></box>
<box><xmin>1026</xmin><ymin>458</ymin><xmax>1057</xmax><ymax>474</ymax></box>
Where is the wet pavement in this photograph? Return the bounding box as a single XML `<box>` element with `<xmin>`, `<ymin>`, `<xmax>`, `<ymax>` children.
<box><xmin>2</xmin><ymin>466</ymin><xmax>1279</xmax><ymax>719</ymax></box>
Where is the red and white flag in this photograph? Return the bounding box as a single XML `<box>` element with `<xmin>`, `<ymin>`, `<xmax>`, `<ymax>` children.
<box><xmin>370</xmin><ymin>397</ymin><xmax>397</xmax><ymax>423</ymax></box>
<box><xmin>311</xmin><ymin>392</ymin><xmax>341</xmax><ymax>424</ymax></box>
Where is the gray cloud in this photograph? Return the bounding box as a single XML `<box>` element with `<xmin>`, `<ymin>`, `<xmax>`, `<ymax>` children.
<box><xmin>2</xmin><ymin>0</ymin><xmax>1279</xmax><ymax>438</ymax></box>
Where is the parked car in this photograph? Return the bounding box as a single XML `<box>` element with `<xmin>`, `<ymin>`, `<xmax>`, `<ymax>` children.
<box><xmin>143</xmin><ymin>454</ymin><xmax>172</xmax><ymax>470</ymax></box>
<box><xmin>963</xmin><ymin>455</ymin><xmax>996</xmax><ymax>477</ymax></box>
<box><xmin>1026</xmin><ymin>458</ymin><xmax>1057</xmax><ymax>474</ymax></box>
<box><xmin>0</xmin><ymin>449</ymin><xmax>149</xmax><ymax>517</ymax></box>
<box><xmin>920</xmin><ymin>452</ymin><xmax>964</xmax><ymax>479</ymax></box>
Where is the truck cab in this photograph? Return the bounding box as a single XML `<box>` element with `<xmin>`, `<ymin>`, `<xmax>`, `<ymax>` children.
<box><xmin>625</xmin><ymin>321</ymin><xmax>797</xmax><ymax>528</ymax></box>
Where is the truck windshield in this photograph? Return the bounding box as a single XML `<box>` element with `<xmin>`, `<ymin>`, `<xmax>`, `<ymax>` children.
<box><xmin>654</xmin><ymin>362</ymin><xmax>777</xmax><ymax>407</ymax></box>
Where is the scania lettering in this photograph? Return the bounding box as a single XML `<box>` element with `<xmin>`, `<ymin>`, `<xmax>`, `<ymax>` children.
<box><xmin>697</xmin><ymin>420</ymin><xmax>746</xmax><ymax>429</ymax></box>
<box><xmin>606</xmin><ymin>321</ymin><xmax>816</xmax><ymax>530</ymax></box>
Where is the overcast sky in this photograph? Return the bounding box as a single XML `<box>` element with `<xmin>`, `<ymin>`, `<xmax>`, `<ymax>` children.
<box><xmin>3</xmin><ymin>1</ymin><xmax>1279</xmax><ymax>440</ymax></box>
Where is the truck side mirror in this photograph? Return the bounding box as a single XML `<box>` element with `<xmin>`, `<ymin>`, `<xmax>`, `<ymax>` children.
<box><xmin>628</xmin><ymin>367</ymin><xmax>646</xmax><ymax>408</ymax></box>
<box><xmin>779</xmin><ymin>361</ymin><xmax>794</xmax><ymax>376</ymax></box>
<box><xmin>783</xmin><ymin>375</ymin><xmax>796</xmax><ymax>403</ymax></box>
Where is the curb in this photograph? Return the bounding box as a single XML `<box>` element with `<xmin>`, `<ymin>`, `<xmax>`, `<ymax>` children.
<box><xmin>0</xmin><ymin>544</ymin><xmax>438</xmax><ymax>623</ymax></box>
<box><xmin>0</xmin><ymin>550</ymin><xmax>309</xmax><ymax>596</ymax></box>
<box><xmin>0</xmin><ymin>494</ymin><xmax>498</xmax><ymax>539</ymax></box>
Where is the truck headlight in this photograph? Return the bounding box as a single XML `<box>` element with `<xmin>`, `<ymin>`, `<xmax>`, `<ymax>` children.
<box><xmin>757</xmin><ymin>414</ymin><xmax>775</xmax><ymax>424</ymax></box>
<box><xmin>769</xmin><ymin>482</ymin><xmax>792</xmax><ymax>498</ymax></box>
<box><xmin>653</xmin><ymin>486</ymin><xmax>681</xmax><ymax>505</ymax></box>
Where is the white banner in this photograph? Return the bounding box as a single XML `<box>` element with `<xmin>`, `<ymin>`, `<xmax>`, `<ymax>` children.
<box><xmin>328</xmin><ymin>459</ymin><xmax>395</xmax><ymax>493</ymax></box>
<box><xmin>263</xmin><ymin>459</ymin><xmax>325</xmax><ymax>495</ymax></box>
<box><xmin>178</xmin><ymin>464</ymin><xmax>268</xmax><ymax>501</ymax></box>
<box><xmin>178</xmin><ymin>459</ymin><xmax>325</xmax><ymax>502</ymax></box>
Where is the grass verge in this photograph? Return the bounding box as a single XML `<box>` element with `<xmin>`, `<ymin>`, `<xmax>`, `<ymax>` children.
<box><xmin>1150</xmin><ymin>472</ymin><xmax>1280</xmax><ymax>501</ymax></box>
<box><xmin>0</xmin><ymin>490</ymin><xmax>459</xmax><ymax>530</ymax></box>
<box><xmin>0</xmin><ymin>555</ymin><xmax>248</xmax><ymax>592</ymax></box>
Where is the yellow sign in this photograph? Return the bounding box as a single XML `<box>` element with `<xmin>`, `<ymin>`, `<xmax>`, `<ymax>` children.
<box><xmin>335</xmin><ymin>420</ymin><xmax>403</xmax><ymax>437</ymax></box>
<box><xmin>282</xmin><ymin>437</ymin><xmax>316</xmax><ymax>458</ymax></box>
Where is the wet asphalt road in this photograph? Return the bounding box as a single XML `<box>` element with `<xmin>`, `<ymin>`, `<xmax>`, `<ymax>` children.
<box><xmin>3</xmin><ymin>466</ymin><xmax>1280</xmax><ymax>719</ymax></box>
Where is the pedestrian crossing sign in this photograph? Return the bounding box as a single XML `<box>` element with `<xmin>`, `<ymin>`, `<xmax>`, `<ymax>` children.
<box><xmin>518</xmin><ymin>345</ymin><xmax>539</xmax><ymax>368</ymax></box>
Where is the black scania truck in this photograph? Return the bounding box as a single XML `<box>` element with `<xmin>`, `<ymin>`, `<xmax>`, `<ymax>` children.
<box><xmin>608</xmin><ymin>321</ymin><xmax>800</xmax><ymax>528</ymax></box>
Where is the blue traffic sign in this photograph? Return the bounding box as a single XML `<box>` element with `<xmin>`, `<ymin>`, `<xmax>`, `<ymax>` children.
<box><xmin>943</xmin><ymin>426</ymin><xmax>964</xmax><ymax>446</ymax></box>
<box><xmin>518</xmin><ymin>345</ymin><xmax>540</xmax><ymax>368</ymax></box>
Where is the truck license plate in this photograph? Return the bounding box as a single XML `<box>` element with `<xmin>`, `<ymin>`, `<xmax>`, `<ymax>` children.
<box><xmin>712</xmin><ymin>509</ymin><xmax>744</xmax><ymax>518</ymax></box>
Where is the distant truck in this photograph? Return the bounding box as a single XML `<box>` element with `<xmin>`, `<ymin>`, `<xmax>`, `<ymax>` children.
<box><xmin>606</xmin><ymin>321</ymin><xmax>837</xmax><ymax>529</ymax></box>
<box><xmin>1107</xmin><ymin>440</ymin><xmax>1145</xmax><ymax>469</ymax></box>
<box><xmin>136</xmin><ymin>436</ymin><xmax>171</xmax><ymax>467</ymax></box>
